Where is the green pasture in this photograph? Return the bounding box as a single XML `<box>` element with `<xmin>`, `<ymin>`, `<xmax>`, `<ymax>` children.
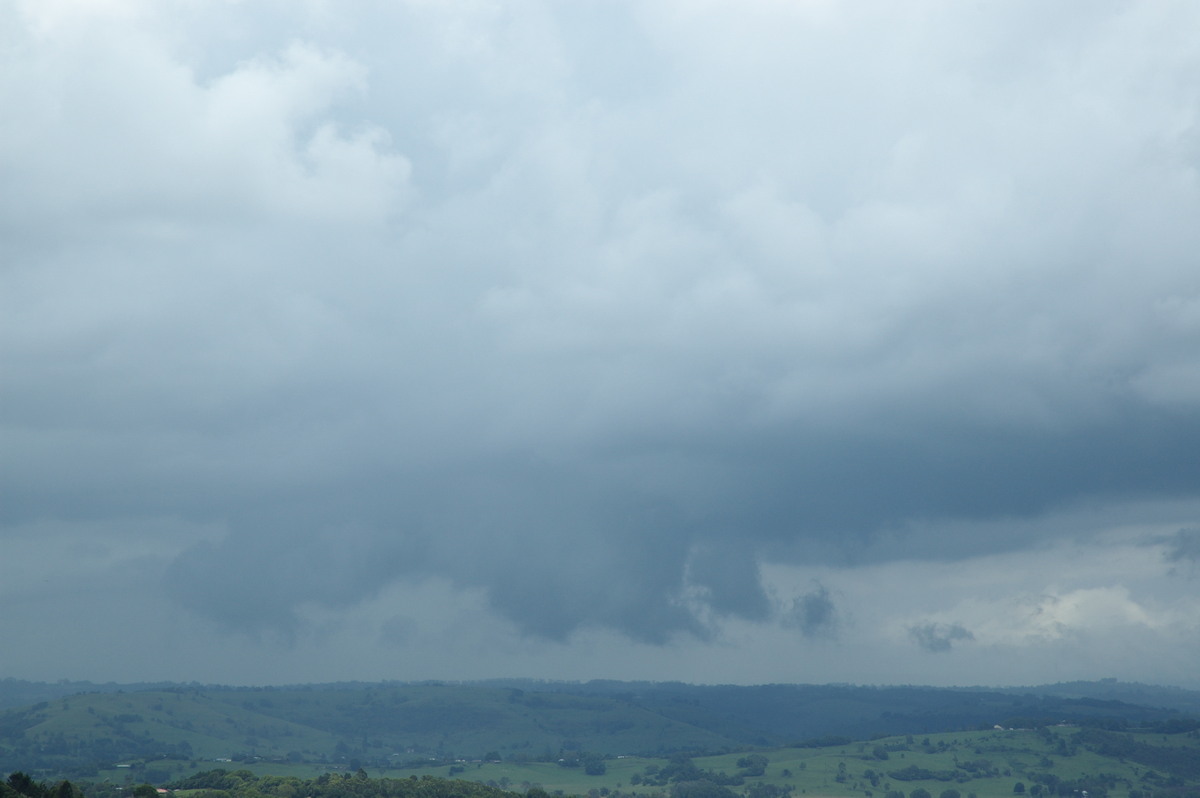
<box><xmin>84</xmin><ymin>727</ymin><xmax>1200</xmax><ymax>798</ymax></box>
<box><xmin>397</xmin><ymin>727</ymin><xmax>1196</xmax><ymax>798</ymax></box>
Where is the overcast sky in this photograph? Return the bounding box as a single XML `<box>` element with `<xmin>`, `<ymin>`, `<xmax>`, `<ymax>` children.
<box><xmin>4</xmin><ymin>0</ymin><xmax>1200</xmax><ymax>689</ymax></box>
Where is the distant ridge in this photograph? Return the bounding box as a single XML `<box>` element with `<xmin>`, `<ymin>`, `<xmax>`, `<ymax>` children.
<box><xmin>2</xmin><ymin>678</ymin><xmax>1198</xmax><ymax>778</ymax></box>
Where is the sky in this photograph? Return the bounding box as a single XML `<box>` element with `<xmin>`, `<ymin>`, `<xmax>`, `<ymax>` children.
<box><xmin>3</xmin><ymin>0</ymin><xmax>1200</xmax><ymax>690</ymax></box>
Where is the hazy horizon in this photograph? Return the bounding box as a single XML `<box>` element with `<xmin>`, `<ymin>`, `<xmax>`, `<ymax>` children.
<box><xmin>7</xmin><ymin>674</ymin><xmax>1200</xmax><ymax>694</ymax></box>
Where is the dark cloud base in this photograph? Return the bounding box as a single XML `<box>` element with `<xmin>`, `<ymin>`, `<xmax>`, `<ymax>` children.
<box><xmin>156</xmin><ymin>403</ymin><xmax>1200</xmax><ymax>643</ymax></box>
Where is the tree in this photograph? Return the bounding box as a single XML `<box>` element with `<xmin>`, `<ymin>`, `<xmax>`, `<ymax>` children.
<box><xmin>747</xmin><ymin>785</ymin><xmax>791</xmax><ymax>798</ymax></box>
<box><xmin>659</xmin><ymin>755</ymin><xmax>702</xmax><ymax>784</ymax></box>
<box><xmin>672</xmin><ymin>782</ymin><xmax>739</xmax><ymax>798</ymax></box>
<box><xmin>1014</xmin><ymin>784</ymin><xmax>1026</xmax><ymax>795</ymax></box>
<box><xmin>7</xmin><ymin>774</ymin><xmax>42</xmax><ymax>798</ymax></box>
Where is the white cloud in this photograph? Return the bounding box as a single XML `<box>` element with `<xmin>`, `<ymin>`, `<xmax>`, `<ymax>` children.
<box><xmin>0</xmin><ymin>17</ymin><xmax>408</xmax><ymax>231</ymax></box>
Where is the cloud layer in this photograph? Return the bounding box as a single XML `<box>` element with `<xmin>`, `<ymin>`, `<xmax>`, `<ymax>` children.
<box><xmin>4</xmin><ymin>0</ymin><xmax>1200</xmax><ymax>687</ymax></box>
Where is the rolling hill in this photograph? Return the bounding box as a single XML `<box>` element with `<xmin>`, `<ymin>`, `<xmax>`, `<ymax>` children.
<box><xmin>1</xmin><ymin>680</ymin><xmax>1197</xmax><ymax>783</ymax></box>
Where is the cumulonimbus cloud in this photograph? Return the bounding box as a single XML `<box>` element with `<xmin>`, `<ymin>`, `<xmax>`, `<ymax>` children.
<box><xmin>5</xmin><ymin>0</ymin><xmax>1200</xmax><ymax>669</ymax></box>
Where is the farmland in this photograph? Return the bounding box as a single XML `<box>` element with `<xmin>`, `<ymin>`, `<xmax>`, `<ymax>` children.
<box><xmin>1</xmin><ymin>681</ymin><xmax>1198</xmax><ymax>797</ymax></box>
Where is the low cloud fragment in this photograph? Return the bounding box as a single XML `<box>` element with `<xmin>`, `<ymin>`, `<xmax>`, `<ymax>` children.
<box><xmin>1163</xmin><ymin>527</ymin><xmax>1200</xmax><ymax>578</ymax></box>
<box><xmin>1164</xmin><ymin>528</ymin><xmax>1200</xmax><ymax>564</ymax></box>
<box><xmin>909</xmin><ymin>622</ymin><xmax>975</xmax><ymax>653</ymax></box>
<box><xmin>784</xmin><ymin>584</ymin><xmax>839</xmax><ymax>639</ymax></box>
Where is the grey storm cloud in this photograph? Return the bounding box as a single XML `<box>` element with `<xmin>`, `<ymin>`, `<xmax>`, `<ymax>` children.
<box><xmin>909</xmin><ymin>623</ymin><xmax>975</xmax><ymax>654</ymax></box>
<box><xmin>5</xmin><ymin>0</ymin><xmax>1200</xmax><ymax>685</ymax></box>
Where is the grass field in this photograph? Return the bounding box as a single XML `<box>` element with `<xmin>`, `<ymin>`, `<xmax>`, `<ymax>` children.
<box><xmin>79</xmin><ymin>727</ymin><xmax>1200</xmax><ymax>798</ymax></box>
